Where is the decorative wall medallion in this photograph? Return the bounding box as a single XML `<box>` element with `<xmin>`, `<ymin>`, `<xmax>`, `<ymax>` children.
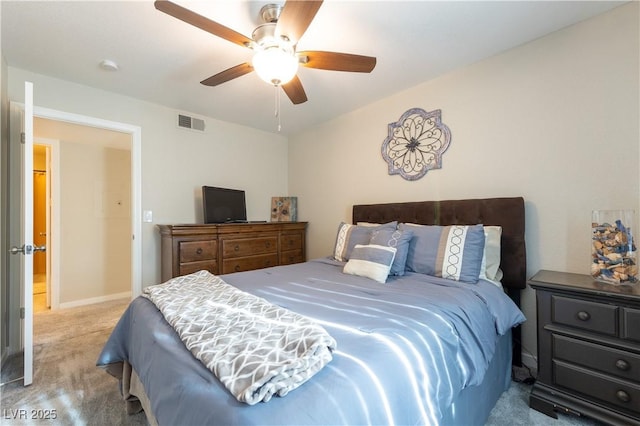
<box><xmin>381</xmin><ymin>108</ymin><xmax>451</xmax><ymax>181</ymax></box>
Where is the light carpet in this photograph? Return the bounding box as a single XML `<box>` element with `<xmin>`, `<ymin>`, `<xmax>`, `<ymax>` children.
<box><xmin>1</xmin><ymin>298</ymin><xmax>604</xmax><ymax>425</ymax></box>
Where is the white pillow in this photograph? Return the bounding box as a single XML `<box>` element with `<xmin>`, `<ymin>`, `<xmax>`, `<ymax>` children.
<box><xmin>343</xmin><ymin>244</ymin><xmax>397</xmax><ymax>283</ymax></box>
<box><xmin>480</xmin><ymin>226</ymin><xmax>502</xmax><ymax>284</ymax></box>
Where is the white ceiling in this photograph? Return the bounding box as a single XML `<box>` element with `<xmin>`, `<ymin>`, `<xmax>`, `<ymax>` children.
<box><xmin>2</xmin><ymin>1</ymin><xmax>626</xmax><ymax>136</ymax></box>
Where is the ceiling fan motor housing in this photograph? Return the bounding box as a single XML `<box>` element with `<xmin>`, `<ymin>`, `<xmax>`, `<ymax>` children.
<box><xmin>259</xmin><ymin>4</ymin><xmax>283</xmax><ymax>24</ymax></box>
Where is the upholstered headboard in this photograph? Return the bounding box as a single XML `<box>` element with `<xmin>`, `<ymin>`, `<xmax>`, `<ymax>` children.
<box><xmin>352</xmin><ymin>197</ymin><xmax>527</xmax><ymax>365</ymax></box>
<box><xmin>352</xmin><ymin>197</ymin><xmax>527</xmax><ymax>290</ymax></box>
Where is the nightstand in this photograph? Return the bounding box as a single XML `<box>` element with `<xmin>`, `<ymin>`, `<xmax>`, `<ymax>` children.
<box><xmin>528</xmin><ymin>270</ymin><xmax>640</xmax><ymax>426</ymax></box>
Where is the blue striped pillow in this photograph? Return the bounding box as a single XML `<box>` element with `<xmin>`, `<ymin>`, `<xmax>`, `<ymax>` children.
<box><xmin>333</xmin><ymin>221</ymin><xmax>397</xmax><ymax>261</ymax></box>
<box><xmin>399</xmin><ymin>223</ymin><xmax>485</xmax><ymax>284</ymax></box>
<box><xmin>343</xmin><ymin>244</ymin><xmax>397</xmax><ymax>283</ymax></box>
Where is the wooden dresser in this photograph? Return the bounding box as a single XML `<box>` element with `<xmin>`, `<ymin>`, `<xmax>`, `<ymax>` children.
<box><xmin>158</xmin><ymin>222</ymin><xmax>307</xmax><ymax>282</ymax></box>
<box><xmin>529</xmin><ymin>270</ymin><xmax>640</xmax><ymax>426</ymax></box>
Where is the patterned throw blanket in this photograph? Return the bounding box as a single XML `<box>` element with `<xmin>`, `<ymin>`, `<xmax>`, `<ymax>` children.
<box><xmin>141</xmin><ymin>270</ymin><xmax>337</xmax><ymax>405</ymax></box>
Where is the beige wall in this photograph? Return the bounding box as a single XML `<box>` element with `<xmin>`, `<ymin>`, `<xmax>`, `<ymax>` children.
<box><xmin>6</xmin><ymin>68</ymin><xmax>289</xmax><ymax>290</ymax></box>
<box><xmin>288</xmin><ymin>2</ymin><xmax>640</xmax><ymax>367</ymax></box>
<box><xmin>59</xmin><ymin>142</ymin><xmax>131</xmax><ymax>304</ymax></box>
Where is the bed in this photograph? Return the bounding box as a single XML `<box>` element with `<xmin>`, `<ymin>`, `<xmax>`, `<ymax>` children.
<box><xmin>97</xmin><ymin>197</ymin><xmax>527</xmax><ymax>425</ymax></box>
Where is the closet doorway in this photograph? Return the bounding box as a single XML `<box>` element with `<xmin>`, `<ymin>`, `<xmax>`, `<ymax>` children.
<box><xmin>33</xmin><ymin>115</ymin><xmax>140</xmax><ymax>310</ymax></box>
<box><xmin>33</xmin><ymin>143</ymin><xmax>50</xmax><ymax>312</ymax></box>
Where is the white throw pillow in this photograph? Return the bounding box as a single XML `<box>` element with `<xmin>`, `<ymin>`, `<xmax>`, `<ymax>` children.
<box><xmin>343</xmin><ymin>244</ymin><xmax>397</xmax><ymax>283</ymax></box>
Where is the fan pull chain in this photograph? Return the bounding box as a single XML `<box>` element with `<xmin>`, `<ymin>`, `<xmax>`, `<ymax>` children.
<box><xmin>274</xmin><ymin>85</ymin><xmax>282</xmax><ymax>132</ymax></box>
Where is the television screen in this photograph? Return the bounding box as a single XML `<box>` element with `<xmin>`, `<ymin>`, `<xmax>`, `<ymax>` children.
<box><xmin>202</xmin><ymin>186</ymin><xmax>247</xmax><ymax>224</ymax></box>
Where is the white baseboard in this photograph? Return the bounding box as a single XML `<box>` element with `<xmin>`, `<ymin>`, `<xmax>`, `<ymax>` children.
<box><xmin>57</xmin><ymin>292</ymin><xmax>131</xmax><ymax>309</ymax></box>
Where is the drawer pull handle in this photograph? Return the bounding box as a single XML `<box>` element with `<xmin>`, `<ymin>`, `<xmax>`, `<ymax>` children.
<box><xmin>196</xmin><ymin>248</ymin><xmax>203</xmax><ymax>255</ymax></box>
<box><xmin>577</xmin><ymin>311</ymin><xmax>590</xmax><ymax>321</ymax></box>
<box><xmin>234</xmin><ymin>265</ymin><xmax>240</xmax><ymax>272</ymax></box>
<box><xmin>615</xmin><ymin>359</ymin><xmax>631</xmax><ymax>371</ymax></box>
<box><xmin>616</xmin><ymin>390</ymin><xmax>630</xmax><ymax>403</ymax></box>
<box><xmin>265</xmin><ymin>242</ymin><xmax>271</xmax><ymax>248</ymax></box>
<box><xmin>234</xmin><ymin>245</ymin><xmax>240</xmax><ymax>251</ymax></box>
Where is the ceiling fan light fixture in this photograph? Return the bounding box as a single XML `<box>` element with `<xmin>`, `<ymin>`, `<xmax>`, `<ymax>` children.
<box><xmin>252</xmin><ymin>46</ymin><xmax>299</xmax><ymax>86</ymax></box>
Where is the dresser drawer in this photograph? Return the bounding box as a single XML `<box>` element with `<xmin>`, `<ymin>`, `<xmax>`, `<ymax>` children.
<box><xmin>179</xmin><ymin>260</ymin><xmax>217</xmax><ymax>277</ymax></box>
<box><xmin>222</xmin><ymin>254</ymin><xmax>278</xmax><ymax>274</ymax></box>
<box><xmin>552</xmin><ymin>295</ymin><xmax>618</xmax><ymax>336</ymax></box>
<box><xmin>179</xmin><ymin>240</ymin><xmax>217</xmax><ymax>262</ymax></box>
<box><xmin>280</xmin><ymin>249</ymin><xmax>304</xmax><ymax>265</ymax></box>
<box><xmin>281</xmin><ymin>233</ymin><xmax>303</xmax><ymax>251</ymax></box>
<box><xmin>554</xmin><ymin>360</ymin><xmax>640</xmax><ymax>414</ymax></box>
<box><xmin>222</xmin><ymin>237</ymin><xmax>277</xmax><ymax>258</ymax></box>
<box><xmin>553</xmin><ymin>334</ymin><xmax>640</xmax><ymax>381</ymax></box>
<box><xmin>623</xmin><ymin>308</ymin><xmax>640</xmax><ymax>343</ymax></box>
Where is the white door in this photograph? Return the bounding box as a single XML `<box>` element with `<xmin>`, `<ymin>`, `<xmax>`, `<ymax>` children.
<box><xmin>9</xmin><ymin>81</ymin><xmax>36</xmax><ymax>385</ymax></box>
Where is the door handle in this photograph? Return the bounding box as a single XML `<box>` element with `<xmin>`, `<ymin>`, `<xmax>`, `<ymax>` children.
<box><xmin>9</xmin><ymin>244</ymin><xmax>33</xmax><ymax>255</ymax></box>
<box><xmin>8</xmin><ymin>244</ymin><xmax>43</xmax><ymax>255</ymax></box>
<box><xmin>9</xmin><ymin>245</ymin><xmax>24</xmax><ymax>255</ymax></box>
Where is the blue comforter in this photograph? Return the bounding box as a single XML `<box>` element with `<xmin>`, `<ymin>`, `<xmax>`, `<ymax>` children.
<box><xmin>97</xmin><ymin>258</ymin><xmax>525</xmax><ymax>425</ymax></box>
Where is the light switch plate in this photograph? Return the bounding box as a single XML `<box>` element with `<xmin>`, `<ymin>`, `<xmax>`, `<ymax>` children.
<box><xmin>143</xmin><ymin>210</ymin><xmax>153</xmax><ymax>223</ymax></box>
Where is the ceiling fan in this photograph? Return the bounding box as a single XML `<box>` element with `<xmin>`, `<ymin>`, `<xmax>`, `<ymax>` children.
<box><xmin>154</xmin><ymin>1</ymin><xmax>377</xmax><ymax>105</ymax></box>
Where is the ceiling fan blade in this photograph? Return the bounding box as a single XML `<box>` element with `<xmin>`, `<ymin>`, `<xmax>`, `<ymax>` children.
<box><xmin>276</xmin><ymin>1</ymin><xmax>323</xmax><ymax>44</ymax></box>
<box><xmin>282</xmin><ymin>75</ymin><xmax>308</xmax><ymax>104</ymax></box>
<box><xmin>154</xmin><ymin>0</ymin><xmax>252</xmax><ymax>48</ymax></box>
<box><xmin>298</xmin><ymin>51</ymin><xmax>377</xmax><ymax>73</ymax></box>
<box><xmin>200</xmin><ymin>63</ymin><xmax>254</xmax><ymax>86</ymax></box>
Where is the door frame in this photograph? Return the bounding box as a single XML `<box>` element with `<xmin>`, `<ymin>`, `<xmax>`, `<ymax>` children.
<box><xmin>32</xmin><ymin>106</ymin><xmax>143</xmax><ymax>300</ymax></box>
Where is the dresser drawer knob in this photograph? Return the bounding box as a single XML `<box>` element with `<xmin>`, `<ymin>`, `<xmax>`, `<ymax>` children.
<box><xmin>234</xmin><ymin>245</ymin><xmax>240</xmax><ymax>251</ymax></box>
<box><xmin>234</xmin><ymin>265</ymin><xmax>240</xmax><ymax>272</ymax></box>
<box><xmin>577</xmin><ymin>311</ymin><xmax>591</xmax><ymax>321</ymax></box>
<box><xmin>265</xmin><ymin>242</ymin><xmax>271</xmax><ymax>248</ymax></box>
<box><xmin>196</xmin><ymin>248</ymin><xmax>203</xmax><ymax>255</ymax></box>
<box><xmin>616</xmin><ymin>390</ymin><xmax>630</xmax><ymax>403</ymax></box>
<box><xmin>615</xmin><ymin>359</ymin><xmax>631</xmax><ymax>371</ymax></box>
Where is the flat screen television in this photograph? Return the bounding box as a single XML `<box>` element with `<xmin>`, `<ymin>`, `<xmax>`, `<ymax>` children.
<box><xmin>202</xmin><ymin>186</ymin><xmax>247</xmax><ymax>224</ymax></box>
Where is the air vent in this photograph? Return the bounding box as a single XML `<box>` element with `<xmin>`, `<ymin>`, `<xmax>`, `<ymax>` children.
<box><xmin>177</xmin><ymin>113</ymin><xmax>205</xmax><ymax>132</ymax></box>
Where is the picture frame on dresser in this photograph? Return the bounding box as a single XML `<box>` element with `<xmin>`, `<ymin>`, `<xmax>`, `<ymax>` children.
<box><xmin>529</xmin><ymin>270</ymin><xmax>640</xmax><ymax>426</ymax></box>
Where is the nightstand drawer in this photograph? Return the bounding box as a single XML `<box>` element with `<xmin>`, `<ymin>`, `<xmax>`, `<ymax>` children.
<box><xmin>553</xmin><ymin>334</ymin><xmax>640</xmax><ymax>381</ymax></box>
<box><xmin>552</xmin><ymin>295</ymin><xmax>618</xmax><ymax>336</ymax></box>
<box><xmin>554</xmin><ymin>360</ymin><xmax>640</xmax><ymax>413</ymax></box>
<box><xmin>623</xmin><ymin>308</ymin><xmax>640</xmax><ymax>343</ymax></box>
<box><xmin>222</xmin><ymin>237</ymin><xmax>278</xmax><ymax>258</ymax></box>
<box><xmin>179</xmin><ymin>240</ymin><xmax>217</xmax><ymax>262</ymax></box>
